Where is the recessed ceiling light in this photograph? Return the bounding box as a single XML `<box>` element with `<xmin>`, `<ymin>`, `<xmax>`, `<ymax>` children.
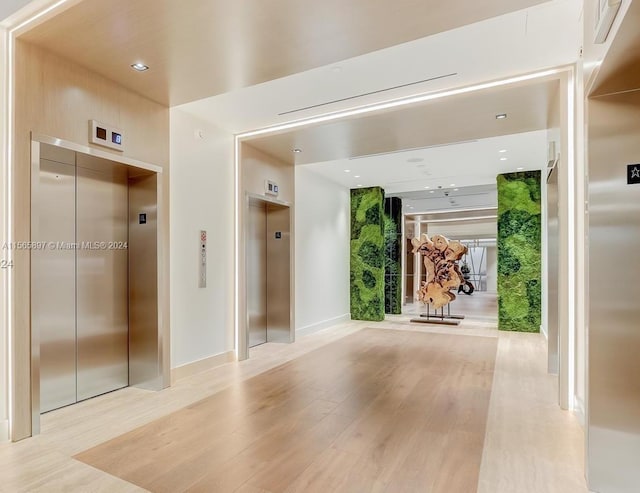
<box><xmin>454</xmin><ymin>188</ymin><xmax>459</xmax><ymax>191</ymax></box>
<box><xmin>131</xmin><ymin>62</ymin><xmax>149</xmax><ymax>72</ymax></box>
<box><xmin>517</xmin><ymin>167</ymin><xmax>524</xmax><ymax>170</ymax></box>
<box><xmin>429</xmin><ymin>190</ymin><xmax>435</xmax><ymax>194</ymax></box>
<box><xmin>499</xmin><ymin>149</ymin><xmax>507</xmax><ymax>153</ymax></box>
<box><xmin>424</xmin><ymin>186</ymin><xmax>430</xmax><ymax>189</ymax></box>
<box><xmin>292</xmin><ymin>148</ymin><xmax>302</xmax><ymax>153</ymax></box>
<box><xmin>354</xmin><ymin>175</ymin><xmax>361</xmax><ymax>178</ymax></box>
<box><xmin>496</xmin><ymin>113</ymin><xmax>507</xmax><ymax>119</ymax></box>
<box><xmin>344</xmin><ymin>169</ymin><xmax>351</xmax><ymax>173</ymax></box>
<box><xmin>500</xmin><ymin>157</ymin><xmax>508</xmax><ymax>161</ymax></box>
<box><xmin>357</xmin><ymin>184</ymin><xmax>363</xmax><ymax>187</ymax></box>
<box><xmin>450</xmin><ymin>184</ymin><xmax>456</xmax><ymax>187</ymax></box>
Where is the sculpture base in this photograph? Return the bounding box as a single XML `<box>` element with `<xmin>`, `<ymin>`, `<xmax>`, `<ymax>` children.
<box><xmin>410</xmin><ymin>317</ymin><xmax>460</xmax><ymax>326</ymax></box>
<box><xmin>419</xmin><ymin>313</ymin><xmax>465</xmax><ymax>320</ymax></box>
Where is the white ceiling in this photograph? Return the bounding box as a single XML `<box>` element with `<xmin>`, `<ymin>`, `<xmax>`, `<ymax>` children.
<box><xmin>244</xmin><ymin>79</ymin><xmax>558</xmax><ymax>166</ymax></box>
<box><xmin>0</xmin><ymin>0</ymin><xmax>33</xmax><ymax>23</ymax></box>
<box><xmin>302</xmin><ymin>129</ymin><xmax>548</xmax><ymax>193</ymax></box>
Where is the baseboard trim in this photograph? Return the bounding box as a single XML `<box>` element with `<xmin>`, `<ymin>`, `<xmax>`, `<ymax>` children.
<box><xmin>574</xmin><ymin>395</ymin><xmax>586</xmax><ymax>428</ymax></box>
<box><xmin>0</xmin><ymin>419</ymin><xmax>8</xmax><ymax>442</ymax></box>
<box><xmin>296</xmin><ymin>313</ymin><xmax>351</xmax><ymax>337</ymax></box>
<box><xmin>171</xmin><ymin>351</ymin><xmax>236</xmax><ymax>385</ymax></box>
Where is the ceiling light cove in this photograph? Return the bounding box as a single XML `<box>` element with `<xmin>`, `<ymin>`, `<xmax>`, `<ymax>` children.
<box><xmin>131</xmin><ymin>62</ymin><xmax>149</xmax><ymax>72</ymax></box>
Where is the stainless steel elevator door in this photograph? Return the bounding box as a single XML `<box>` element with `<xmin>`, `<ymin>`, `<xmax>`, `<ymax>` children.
<box><xmin>32</xmin><ymin>157</ymin><xmax>77</xmax><ymax>413</ymax></box>
<box><xmin>265</xmin><ymin>203</ymin><xmax>291</xmax><ymax>343</ymax></box>
<box><xmin>248</xmin><ymin>202</ymin><xmax>267</xmax><ymax>347</ymax></box>
<box><xmin>76</xmin><ymin>157</ymin><xmax>129</xmax><ymax>402</ymax></box>
<box><xmin>588</xmin><ymin>92</ymin><xmax>640</xmax><ymax>492</ymax></box>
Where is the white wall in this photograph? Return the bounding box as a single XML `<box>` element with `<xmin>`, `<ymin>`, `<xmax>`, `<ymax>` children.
<box><xmin>294</xmin><ymin>168</ymin><xmax>350</xmax><ymax>334</ymax></box>
<box><xmin>170</xmin><ymin>108</ymin><xmax>234</xmax><ymax>368</ymax></box>
<box><xmin>426</xmin><ymin>220</ymin><xmax>497</xmax><ymax>238</ymax></box>
<box><xmin>0</xmin><ymin>26</ymin><xmax>9</xmax><ymax>441</ymax></box>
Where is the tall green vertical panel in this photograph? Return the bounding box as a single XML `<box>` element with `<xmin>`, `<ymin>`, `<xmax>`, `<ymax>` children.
<box><xmin>497</xmin><ymin>171</ymin><xmax>542</xmax><ymax>332</ymax></box>
<box><xmin>351</xmin><ymin>187</ymin><xmax>385</xmax><ymax>321</ymax></box>
<box><xmin>384</xmin><ymin>197</ymin><xmax>402</xmax><ymax>314</ymax></box>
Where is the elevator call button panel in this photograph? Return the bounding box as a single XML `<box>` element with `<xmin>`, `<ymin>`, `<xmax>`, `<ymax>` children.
<box><xmin>90</xmin><ymin>119</ymin><xmax>125</xmax><ymax>152</ymax></box>
<box><xmin>199</xmin><ymin>230</ymin><xmax>207</xmax><ymax>288</ymax></box>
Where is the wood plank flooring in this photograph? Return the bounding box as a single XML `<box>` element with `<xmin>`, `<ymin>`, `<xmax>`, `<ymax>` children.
<box><xmin>75</xmin><ymin>329</ymin><xmax>498</xmax><ymax>493</ymax></box>
<box><xmin>0</xmin><ymin>308</ymin><xmax>589</xmax><ymax>493</ymax></box>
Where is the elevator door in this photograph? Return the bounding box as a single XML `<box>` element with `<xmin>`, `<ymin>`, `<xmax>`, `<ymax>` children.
<box><xmin>248</xmin><ymin>202</ymin><xmax>268</xmax><ymax>347</ymax></box>
<box><xmin>33</xmin><ymin>145</ymin><xmax>129</xmax><ymax>413</ymax></box>
<box><xmin>32</xmin><ymin>154</ymin><xmax>77</xmax><ymax>413</ymax></box>
<box><xmin>76</xmin><ymin>157</ymin><xmax>129</xmax><ymax>401</ymax></box>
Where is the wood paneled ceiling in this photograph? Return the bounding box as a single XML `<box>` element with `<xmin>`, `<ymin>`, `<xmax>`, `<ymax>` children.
<box><xmin>20</xmin><ymin>0</ymin><xmax>550</xmax><ymax>106</ymax></box>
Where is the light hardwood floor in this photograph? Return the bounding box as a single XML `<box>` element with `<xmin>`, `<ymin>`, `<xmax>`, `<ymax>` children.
<box><xmin>75</xmin><ymin>329</ymin><xmax>497</xmax><ymax>492</ymax></box>
<box><xmin>0</xmin><ymin>302</ymin><xmax>588</xmax><ymax>493</ymax></box>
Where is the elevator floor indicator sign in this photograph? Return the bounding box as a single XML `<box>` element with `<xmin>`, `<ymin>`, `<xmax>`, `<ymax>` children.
<box><xmin>628</xmin><ymin>164</ymin><xmax>640</xmax><ymax>185</ymax></box>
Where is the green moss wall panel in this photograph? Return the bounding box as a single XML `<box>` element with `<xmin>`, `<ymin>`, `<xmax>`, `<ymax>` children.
<box><xmin>351</xmin><ymin>187</ymin><xmax>385</xmax><ymax>321</ymax></box>
<box><xmin>384</xmin><ymin>197</ymin><xmax>402</xmax><ymax>315</ymax></box>
<box><xmin>497</xmin><ymin>171</ymin><xmax>542</xmax><ymax>332</ymax></box>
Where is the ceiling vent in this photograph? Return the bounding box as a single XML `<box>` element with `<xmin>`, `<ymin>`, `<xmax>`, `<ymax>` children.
<box><xmin>278</xmin><ymin>72</ymin><xmax>457</xmax><ymax>116</ymax></box>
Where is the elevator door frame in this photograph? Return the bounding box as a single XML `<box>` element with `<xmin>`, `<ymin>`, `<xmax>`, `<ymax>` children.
<box><xmin>242</xmin><ymin>193</ymin><xmax>294</xmax><ymax>359</ymax></box>
<box><xmin>29</xmin><ymin>134</ymin><xmax>168</xmax><ymax>435</ymax></box>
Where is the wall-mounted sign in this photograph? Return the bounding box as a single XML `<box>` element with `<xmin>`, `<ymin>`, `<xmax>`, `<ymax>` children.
<box><xmin>627</xmin><ymin>164</ymin><xmax>640</xmax><ymax>185</ymax></box>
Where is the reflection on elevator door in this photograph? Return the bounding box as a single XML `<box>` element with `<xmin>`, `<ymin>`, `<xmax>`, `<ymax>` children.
<box><xmin>248</xmin><ymin>202</ymin><xmax>268</xmax><ymax>347</ymax></box>
<box><xmin>32</xmin><ymin>146</ymin><xmax>129</xmax><ymax>413</ymax></box>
